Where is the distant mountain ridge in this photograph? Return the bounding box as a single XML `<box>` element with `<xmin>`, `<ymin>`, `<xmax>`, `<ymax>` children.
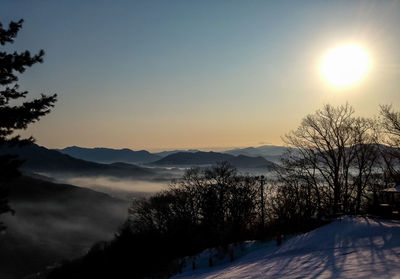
<box><xmin>56</xmin><ymin>146</ymin><xmax>161</xmax><ymax>164</ymax></box>
<box><xmin>54</xmin><ymin>145</ymin><xmax>291</xmax><ymax>165</ymax></box>
<box><xmin>0</xmin><ymin>144</ymin><xmax>155</xmax><ymax>179</ymax></box>
<box><xmin>153</xmin><ymin>149</ymin><xmax>200</xmax><ymax>158</ymax></box>
<box><xmin>224</xmin><ymin>145</ymin><xmax>289</xmax><ymax>156</ymax></box>
<box><xmin>1</xmin><ymin>144</ymin><xmax>291</xmax><ymax>176</ymax></box>
<box><xmin>150</xmin><ymin>151</ymin><xmax>275</xmax><ymax>169</ymax></box>
<box><xmin>224</xmin><ymin>145</ymin><xmax>291</xmax><ymax>162</ymax></box>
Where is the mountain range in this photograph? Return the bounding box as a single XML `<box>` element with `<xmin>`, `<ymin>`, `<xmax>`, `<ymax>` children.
<box><xmin>56</xmin><ymin>146</ymin><xmax>161</xmax><ymax>164</ymax></box>
<box><xmin>0</xmin><ymin>144</ymin><xmax>155</xmax><ymax>179</ymax></box>
<box><xmin>149</xmin><ymin>151</ymin><xmax>275</xmax><ymax>169</ymax></box>
<box><xmin>56</xmin><ymin>145</ymin><xmax>289</xmax><ymax>165</ymax></box>
<box><xmin>0</xmin><ymin>144</ymin><xmax>286</xmax><ymax>182</ymax></box>
<box><xmin>223</xmin><ymin>145</ymin><xmax>290</xmax><ymax>162</ymax></box>
<box><xmin>153</xmin><ymin>149</ymin><xmax>200</xmax><ymax>158</ymax></box>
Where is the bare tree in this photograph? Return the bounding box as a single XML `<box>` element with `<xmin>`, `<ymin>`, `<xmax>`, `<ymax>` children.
<box><xmin>379</xmin><ymin>105</ymin><xmax>400</xmax><ymax>184</ymax></box>
<box><xmin>351</xmin><ymin>118</ymin><xmax>379</xmax><ymax>214</ymax></box>
<box><xmin>380</xmin><ymin>105</ymin><xmax>400</xmax><ymax>147</ymax></box>
<box><xmin>282</xmin><ymin>104</ymin><xmax>378</xmax><ymax>215</ymax></box>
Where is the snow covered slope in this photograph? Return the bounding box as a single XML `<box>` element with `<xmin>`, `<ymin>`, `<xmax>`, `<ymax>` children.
<box><xmin>174</xmin><ymin>217</ymin><xmax>400</xmax><ymax>279</ymax></box>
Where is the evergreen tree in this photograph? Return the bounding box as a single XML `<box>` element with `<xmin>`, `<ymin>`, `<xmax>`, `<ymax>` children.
<box><xmin>0</xmin><ymin>19</ymin><xmax>57</xmax><ymax>230</ymax></box>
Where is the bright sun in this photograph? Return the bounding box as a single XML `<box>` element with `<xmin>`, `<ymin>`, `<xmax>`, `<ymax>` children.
<box><xmin>322</xmin><ymin>44</ymin><xmax>369</xmax><ymax>87</ymax></box>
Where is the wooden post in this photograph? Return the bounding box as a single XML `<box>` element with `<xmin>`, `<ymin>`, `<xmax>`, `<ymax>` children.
<box><xmin>259</xmin><ymin>175</ymin><xmax>266</xmax><ymax>230</ymax></box>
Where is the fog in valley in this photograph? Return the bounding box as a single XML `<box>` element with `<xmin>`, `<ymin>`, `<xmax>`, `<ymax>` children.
<box><xmin>63</xmin><ymin>176</ymin><xmax>171</xmax><ymax>200</ymax></box>
<box><xmin>0</xmin><ymin>175</ymin><xmax>130</xmax><ymax>279</ymax></box>
<box><xmin>48</xmin><ymin>167</ymin><xmax>271</xmax><ymax>200</ymax></box>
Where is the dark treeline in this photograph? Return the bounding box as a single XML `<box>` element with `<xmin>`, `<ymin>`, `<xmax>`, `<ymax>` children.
<box><xmin>45</xmin><ymin>104</ymin><xmax>399</xmax><ymax>279</ymax></box>
<box><xmin>48</xmin><ymin>163</ymin><xmax>264</xmax><ymax>278</ymax></box>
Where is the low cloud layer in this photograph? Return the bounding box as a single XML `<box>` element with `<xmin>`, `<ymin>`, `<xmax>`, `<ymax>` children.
<box><xmin>62</xmin><ymin>176</ymin><xmax>169</xmax><ymax>200</ymax></box>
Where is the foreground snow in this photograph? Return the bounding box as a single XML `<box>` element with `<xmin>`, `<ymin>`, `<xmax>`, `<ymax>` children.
<box><xmin>173</xmin><ymin>217</ymin><xmax>400</xmax><ymax>279</ymax></box>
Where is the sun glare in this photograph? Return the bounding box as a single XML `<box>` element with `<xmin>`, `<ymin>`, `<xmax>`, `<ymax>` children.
<box><xmin>322</xmin><ymin>44</ymin><xmax>369</xmax><ymax>87</ymax></box>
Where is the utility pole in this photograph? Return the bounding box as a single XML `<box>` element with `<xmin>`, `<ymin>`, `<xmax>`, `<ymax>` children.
<box><xmin>258</xmin><ymin>175</ymin><xmax>266</xmax><ymax>230</ymax></box>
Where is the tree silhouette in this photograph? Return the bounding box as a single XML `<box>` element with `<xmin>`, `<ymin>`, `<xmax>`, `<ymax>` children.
<box><xmin>379</xmin><ymin>105</ymin><xmax>400</xmax><ymax>183</ymax></box>
<box><xmin>281</xmin><ymin>103</ymin><xmax>378</xmax><ymax>215</ymax></box>
<box><xmin>0</xmin><ymin>19</ymin><xmax>57</xmax><ymax>230</ymax></box>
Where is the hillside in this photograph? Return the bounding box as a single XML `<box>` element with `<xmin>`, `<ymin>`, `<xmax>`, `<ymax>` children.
<box><xmin>0</xmin><ymin>175</ymin><xmax>129</xmax><ymax>279</ymax></box>
<box><xmin>224</xmin><ymin>145</ymin><xmax>289</xmax><ymax>157</ymax></box>
<box><xmin>224</xmin><ymin>145</ymin><xmax>291</xmax><ymax>162</ymax></box>
<box><xmin>57</xmin><ymin>146</ymin><xmax>161</xmax><ymax>164</ymax></box>
<box><xmin>154</xmin><ymin>149</ymin><xmax>201</xmax><ymax>158</ymax></box>
<box><xmin>150</xmin><ymin>151</ymin><xmax>275</xmax><ymax>169</ymax></box>
<box><xmin>0</xmin><ymin>144</ymin><xmax>155</xmax><ymax>179</ymax></box>
<box><xmin>173</xmin><ymin>217</ymin><xmax>400</xmax><ymax>279</ymax></box>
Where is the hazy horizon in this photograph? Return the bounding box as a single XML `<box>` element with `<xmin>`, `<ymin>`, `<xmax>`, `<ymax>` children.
<box><xmin>53</xmin><ymin>143</ymin><xmax>287</xmax><ymax>153</ymax></box>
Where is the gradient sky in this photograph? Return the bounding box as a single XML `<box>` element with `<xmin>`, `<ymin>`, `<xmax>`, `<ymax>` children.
<box><xmin>2</xmin><ymin>0</ymin><xmax>400</xmax><ymax>151</ymax></box>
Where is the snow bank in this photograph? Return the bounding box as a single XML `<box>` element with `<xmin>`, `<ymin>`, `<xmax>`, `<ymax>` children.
<box><xmin>173</xmin><ymin>217</ymin><xmax>400</xmax><ymax>279</ymax></box>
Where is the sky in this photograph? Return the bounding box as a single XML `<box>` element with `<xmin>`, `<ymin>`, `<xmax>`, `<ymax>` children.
<box><xmin>1</xmin><ymin>0</ymin><xmax>400</xmax><ymax>151</ymax></box>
